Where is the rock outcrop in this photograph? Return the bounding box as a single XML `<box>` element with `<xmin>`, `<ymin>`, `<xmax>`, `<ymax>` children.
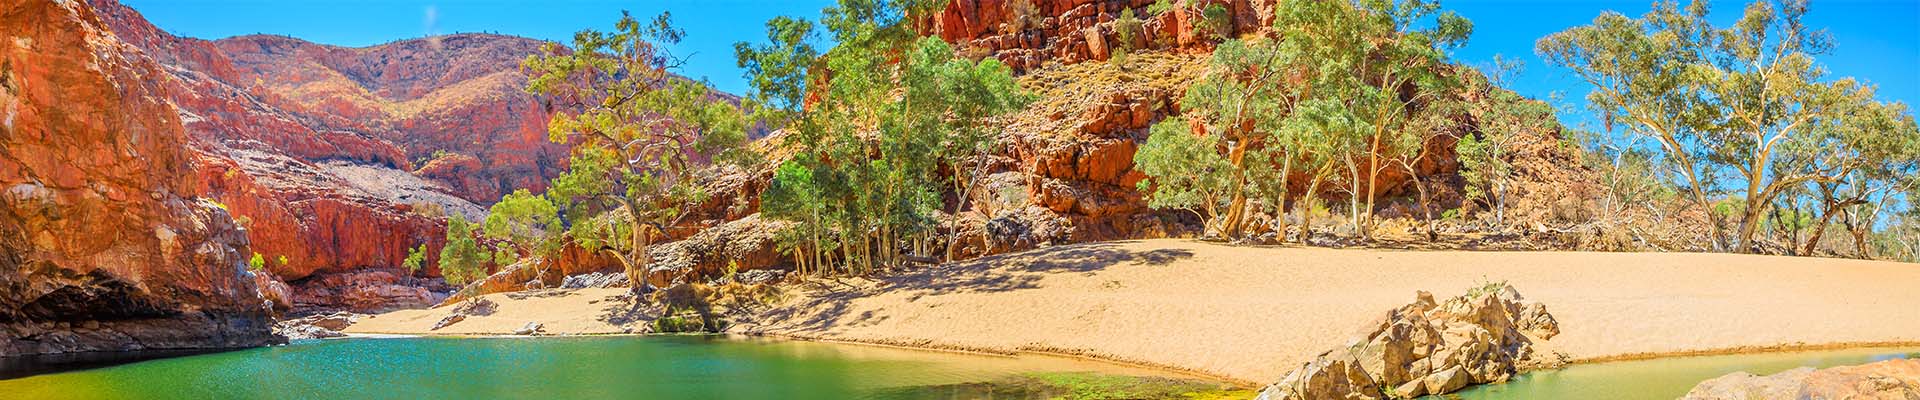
<box><xmin>920</xmin><ymin>0</ymin><xmax>1270</xmax><ymax>72</ymax></box>
<box><xmin>272</xmin><ymin>312</ymin><xmax>361</xmax><ymax>340</ymax></box>
<box><xmin>0</xmin><ymin>0</ymin><xmax>280</xmax><ymax>355</ymax></box>
<box><xmin>1681</xmin><ymin>359</ymin><xmax>1920</xmax><ymax>400</ymax></box>
<box><xmin>1257</xmin><ymin>284</ymin><xmax>1560</xmax><ymax>399</ymax></box>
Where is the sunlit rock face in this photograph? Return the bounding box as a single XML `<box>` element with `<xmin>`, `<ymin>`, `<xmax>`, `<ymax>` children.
<box><xmin>0</xmin><ymin>0</ymin><xmax>280</xmax><ymax>355</ymax></box>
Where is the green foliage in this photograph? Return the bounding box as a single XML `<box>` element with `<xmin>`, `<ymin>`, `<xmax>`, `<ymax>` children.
<box><xmin>1539</xmin><ymin>0</ymin><xmax>1920</xmax><ymax>253</ymax></box>
<box><xmin>1110</xmin><ymin>8</ymin><xmax>1143</xmax><ymax>67</ymax></box>
<box><xmin>734</xmin><ymin>15</ymin><xmax>818</xmax><ymax>123</ymax></box>
<box><xmin>1145</xmin><ymin>0</ymin><xmax>1175</xmax><ymax>16</ymax></box>
<box><xmin>1196</xmin><ymin>4</ymin><xmax>1232</xmax><ymax>41</ymax></box>
<box><xmin>1135</xmin><ymin>118</ymin><xmax>1232</xmax><ymax>220</ymax></box>
<box><xmin>1138</xmin><ymin>0</ymin><xmax>1470</xmax><ymax>240</ymax></box>
<box><xmin>740</xmin><ymin>2</ymin><xmax>1031</xmax><ymax>274</ymax></box>
<box><xmin>247</xmin><ymin>252</ymin><xmax>265</xmax><ymax>272</ymax></box>
<box><xmin>482</xmin><ymin>189</ymin><xmax>564</xmax><ymax>264</ymax></box>
<box><xmin>527</xmin><ymin>11</ymin><xmax>751</xmax><ymax>293</ymax></box>
<box><xmin>437</xmin><ymin>214</ymin><xmax>490</xmax><ymax>287</ymax></box>
<box><xmin>1466</xmin><ymin>278</ymin><xmax>1509</xmax><ymax>299</ymax></box>
<box><xmin>402</xmin><ymin>244</ymin><xmax>428</xmax><ymax>273</ymax></box>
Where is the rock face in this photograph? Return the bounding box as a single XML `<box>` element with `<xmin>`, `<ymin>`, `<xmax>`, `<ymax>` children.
<box><xmin>79</xmin><ymin>0</ymin><xmax>549</xmax><ymax>311</ymax></box>
<box><xmin>286</xmin><ymin>268</ymin><xmax>451</xmax><ymax>314</ymax></box>
<box><xmin>920</xmin><ymin>0</ymin><xmax>1270</xmax><ymax>72</ymax></box>
<box><xmin>0</xmin><ymin>0</ymin><xmax>280</xmax><ymax>355</ymax></box>
<box><xmin>1257</xmin><ymin>285</ymin><xmax>1560</xmax><ymax>399</ymax></box>
<box><xmin>1681</xmin><ymin>359</ymin><xmax>1920</xmax><ymax>400</ymax></box>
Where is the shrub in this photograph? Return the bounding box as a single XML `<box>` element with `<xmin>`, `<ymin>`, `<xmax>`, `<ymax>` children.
<box><xmin>402</xmin><ymin>245</ymin><xmax>428</xmax><ymax>272</ymax></box>
<box><xmin>247</xmin><ymin>253</ymin><xmax>265</xmax><ymax>272</ymax></box>
<box><xmin>1110</xmin><ymin>8</ymin><xmax>1143</xmax><ymax>67</ymax></box>
<box><xmin>1197</xmin><ymin>4</ymin><xmax>1231</xmax><ymax>41</ymax></box>
<box><xmin>1146</xmin><ymin>0</ymin><xmax>1175</xmax><ymax>16</ymax></box>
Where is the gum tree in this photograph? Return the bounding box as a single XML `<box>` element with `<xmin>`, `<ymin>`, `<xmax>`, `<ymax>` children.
<box><xmin>1542</xmin><ymin>0</ymin><xmax>1904</xmax><ymax>253</ymax></box>
<box><xmin>525</xmin><ymin>11</ymin><xmax>749</xmax><ymax>298</ymax></box>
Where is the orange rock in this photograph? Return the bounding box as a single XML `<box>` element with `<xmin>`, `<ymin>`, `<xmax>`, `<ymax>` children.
<box><xmin>0</xmin><ymin>0</ymin><xmax>279</xmax><ymax>355</ymax></box>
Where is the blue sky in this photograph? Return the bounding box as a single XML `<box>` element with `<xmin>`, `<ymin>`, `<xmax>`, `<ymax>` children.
<box><xmin>125</xmin><ymin>0</ymin><xmax>1917</xmax><ymax>123</ymax></box>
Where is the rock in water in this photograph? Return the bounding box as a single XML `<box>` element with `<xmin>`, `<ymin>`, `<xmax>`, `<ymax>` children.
<box><xmin>1257</xmin><ymin>284</ymin><xmax>1560</xmax><ymax>399</ymax></box>
<box><xmin>1680</xmin><ymin>359</ymin><xmax>1920</xmax><ymax>400</ymax></box>
<box><xmin>0</xmin><ymin>0</ymin><xmax>281</xmax><ymax>356</ymax></box>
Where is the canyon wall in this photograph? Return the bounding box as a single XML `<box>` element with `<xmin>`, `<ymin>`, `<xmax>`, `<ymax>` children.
<box><xmin>84</xmin><ymin>0</ymin><xmax>556</xmax><ymax>313</ymax></box>
<box><xmin>0</xmin><ymin>0</ymin><xmax>280</xmax><ymax>355</ymax></box>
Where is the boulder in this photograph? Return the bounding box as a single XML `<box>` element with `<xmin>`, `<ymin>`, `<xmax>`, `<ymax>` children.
<box><xmin>1257</xmin><ymin>284</ymin><xmax>1559</xmax><ymax>399</ymax></box>
<box><xmin>428</xmin><ymin>297</ymin><xmax>497</xmax><ymax>331</ymax></box>
<box><xmin>1681</xmin><ymin>359</ymin><xmax>1920</xmax><ymax>400</ymax></box>
<box><xmin>271</xmin><ymin>312</ymin><xmax>361</xmax><ymax>340</ymax></box>
<box><xmin>429</xmin><ymin>314</ymin><xmax>466</xmax><ymax>331</ymax></box>
<box><xmin>514</xmin><ymin>322</ymin><xmax>544</xmax><ymax>336</ymax></box>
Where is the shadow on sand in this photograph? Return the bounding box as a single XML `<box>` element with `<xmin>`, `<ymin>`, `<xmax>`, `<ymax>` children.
<box><xmin>752</xmin><ymin>241</ymin><xmax>1194</xmax><ymax>333</ymax></box>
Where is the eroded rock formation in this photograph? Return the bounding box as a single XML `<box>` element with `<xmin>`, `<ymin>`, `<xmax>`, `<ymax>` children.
<box><xmin>1256</xmin><ymin>284</ymin><xmax>1561</xmax><ymax>399</ymax></box>
<box><xmin>0</xmin><ymin>0</ymin><xmax>280</xmax><ymax>355</ymax></box>
<box><xmin>1681</xmin><ymin>359</ymin><xmax>1920</xmax><ymax>400</ymax></box>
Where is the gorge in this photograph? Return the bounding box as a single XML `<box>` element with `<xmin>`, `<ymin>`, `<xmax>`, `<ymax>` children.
<box><xmin>3</xmin><ymin>0</ymin><xmax>1918</xmax><ymax>399</ymax></box>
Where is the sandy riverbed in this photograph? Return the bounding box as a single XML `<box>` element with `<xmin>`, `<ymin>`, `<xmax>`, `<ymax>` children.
<box><xmin>347</xmin><ymin>239</ymin><xmax>1920</xmax><ymax>386</ymax></box>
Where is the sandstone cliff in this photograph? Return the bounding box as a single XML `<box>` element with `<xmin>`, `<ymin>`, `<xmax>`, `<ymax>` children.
<box><xmin>85</xmin><ymin>0</ymin><xmax>518</xmax><ymax>312</ymax></box>
<box><xmin>0</xmin><ymin>0</ymin><xmax>280</xmax><ymax>355</ymax></box>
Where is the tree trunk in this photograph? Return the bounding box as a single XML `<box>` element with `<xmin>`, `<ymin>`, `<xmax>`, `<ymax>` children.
<box><xmin>1301</xmin><ymin>172</ymin><xmax>1326</xmax><ymax>244</ymax></box>
<box><xmin>1274</xmin><ymin>155</ymin><xmax>1293</xmax><ymax>243</ymax></box>
<box><xmin>1345</xmin><ymin>159</ymin><xmax>1363</xmax><ymax>236</ymax></box>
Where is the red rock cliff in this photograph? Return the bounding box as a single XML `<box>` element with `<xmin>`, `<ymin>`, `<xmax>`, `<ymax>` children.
<box><xmin>0</xmin><ymin>0</ymin><xmax>280</xmax><ymax>355</ymax></box>
<box><xmin>82</xmin><ymin>0</ymin><xmax>512</xmax><ymax>312</ymax></box>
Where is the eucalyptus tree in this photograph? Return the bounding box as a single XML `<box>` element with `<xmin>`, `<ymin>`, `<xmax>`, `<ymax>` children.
<box><xmin>437</xmin><ymin>214</ymin><xmax>489</xmax><ymax>287</ymax></box>
<box><xmin>1271</xmin><ymin>0</ymin><xmax>1470</xmax><ymax>237</ymax></box>
<box><xmin>1135</xmin><ymin>117</ymin><xmax>1236</xmax><ymax>234</ymax></box>
<box><xmin>742</xmin><ymin>0</ymin><xmax>1016</xmax><ymax>275</ymax></box>
<box><xmin>1540</xmin><ymin>0</ymin><xmax>1899</xmax><ymax>253</ymax></box>
<box><xmin>1457</xmin><ymin>56</ymin><xmax>1555</xmax><ymax>227</ymax></box>
<box><xmin>482</xmin><ymin>189</ymin><xmax>563</xmax><ymax>280</ymax></box>
<box><xmin>1139</xmin><ymin>38</ymin><xmax>1300</xmax><ymax>239</ymax></box>
<box><xmin>898</xmin><ymin>38</ymin><xmax>1033</xmax><ymax>262</ymax></box>
<box><xmin>524</xmin><ymin>12</ymin><xmax>750</xmax><ymax>297</ymax></box>
<box><xmin>1795</xmin><ymin>100</ymin><xmax>1920</xmax><ymax>256</ymax></box>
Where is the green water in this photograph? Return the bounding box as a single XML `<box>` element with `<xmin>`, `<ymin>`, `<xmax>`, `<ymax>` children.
<box><xmin>0</xmin><ymin>336</ymin><xmax>1235</xmax><ymax>400</ymax></box>
<box><xmin>1439</xmin><ymin>346</ymin><xmax>1920</xmax><ymax>400</ymax></box>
